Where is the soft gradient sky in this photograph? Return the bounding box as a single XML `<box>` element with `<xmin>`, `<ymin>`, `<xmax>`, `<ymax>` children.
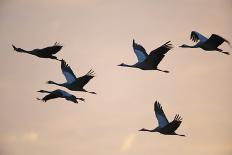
<box><xmin>0</xmin><ymin>0</ymin><xmax>232</xmax><ymax>155</ymax></box>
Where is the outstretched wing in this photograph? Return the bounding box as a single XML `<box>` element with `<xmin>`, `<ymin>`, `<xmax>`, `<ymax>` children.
<box><xmin>145</xmin><ymin>41</ymin><xmax>173</xmax><ymax>67</ymax></box>
<box><xmin>41</xmin><ymin>90</ymin><xmax>63</xmax><ymax>102</ymax></box>
<box><xmin>154</xmin><ymin>101</ymin><xmax>169</xmax><ymax>128</ymax></box>
<box><xmin>75</xmin><ymin>69</ymin><xmax>95</xmax><ymax>88</ymax></box>
<box><xmin>39</xmin><ymin>42</ymin><xmax>63</xmax><ymax>55</ymax></box>
<box><xmin>190</xmin><ymin>31</ymin><xmax>208</xmax><ymax>43</ymax></box>
<box><xmin>61</xmin><ymin>59</ymin><xmax>77</xmax><ymax>84</ymax></box>
<box><xmin>132</xmin><ymin>40</ymin><xmax>148</xmax><ymax>63</ymax></box>
<box><xmin>161</xmin><ymin>114</ymin><xmax>183</xmax><ymax>132</ymax></box>
<box><xmin>203</xmin><ymin>34</ymin><xmax>231</xmax><ymax>48</ymax></box>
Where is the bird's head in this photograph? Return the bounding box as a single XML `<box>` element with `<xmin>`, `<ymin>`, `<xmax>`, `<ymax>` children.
<box><xmin>118</xmin><ymin>63</ymin><xmax>125</xmax><ymax>66</ymax></box>
<box><xmin>12</xmin><ymin>44</ymin><xmax>17</xmax><ymax>50</ymax></box>
<box><xmin>163</xmin><ymin>70</ymin><xmax>170</xmax><ymax>73</ymax></box>
<box><xmin>179</xmin><ymin>44</ymin><xmax>188</xmax><ymax>48</ymax></box>
<box><xmin>139</xmin><ymin>128</ymin><xmax>146</xmax><ymax>131</ymax></box>
<box><xmin>37</xmin><ymin>90</ymin><xmax>47</xmax><ymax>93</ymax></box>
<box><xmin>47</xmin><ymin>80</ymin><xmax>55</xmax><ymax>84</ymax></box>
<box><xmin>12</xmin><ymin>45</ymin><xmax>24</xmax><ymax>52</ymax></box>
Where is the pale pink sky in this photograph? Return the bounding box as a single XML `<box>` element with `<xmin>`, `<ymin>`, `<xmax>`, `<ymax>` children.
<box><xmin>0</xmin><ymin>0</ymin><xmax>232</xmax><ymax>155</ymax></box>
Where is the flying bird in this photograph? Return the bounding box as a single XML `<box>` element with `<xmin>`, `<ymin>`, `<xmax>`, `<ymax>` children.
<box><xmin>180</xmin><ymin>31</ymin><xmax>231</xmax><ymax>55</ymax></box>
<box><xmin>47</xmin><ymin>59</ymin><xmax>96</xmax><ymax>94</ymax></box>
<box><xmin>12</xmin><ymin>42</ymin><xmax>63</xmax><ymax>60</ymax></box>
<box><xmin>139</xmin><ymin>101</ymin><xmax>185</xmax><ymax>136</ymax></box>
<box><xmin>118</xmin><ymin>40</ymin><xmax>173</xmax><ymax>73</ymax></box>
<box><xmin>37</xmin><ymin>89</ymin><xmax>85</xmax><ymax>103</ymax></box>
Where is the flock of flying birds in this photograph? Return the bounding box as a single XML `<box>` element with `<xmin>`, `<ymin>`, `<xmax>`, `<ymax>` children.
<box><xmin>12</xmin><ymin>31</ymin><xmax>230</xmax><ymax>136</ymax></box>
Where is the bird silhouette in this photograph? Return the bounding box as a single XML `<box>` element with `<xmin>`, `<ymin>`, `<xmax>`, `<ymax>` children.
<box><xmin>12</xmin><ymin>42</ymin><xmax>62</xmax><ymax>60</ymax></box>
<box><xmin>118</xmin><ymin>40</ymin><xmax>173</xmax><ymax>73</ymax></box>
<box><xmin>180</xmin><ymin>31</ymin><xmax>231</xmax><ymax>55</ymax></box>
<box><xmin>139</xmin><ymin>101</ymin><xmax>185</xmax><ymax>136</ymax></box>
<box><xmin>47</xmin><ymin>59</ymin><xmax>96</xmax><ymax>94</ymax></box>
<box><xmin>37</xmin><ymin>89</ymin><xmax>85</xmax><ymax>103</ymax></box>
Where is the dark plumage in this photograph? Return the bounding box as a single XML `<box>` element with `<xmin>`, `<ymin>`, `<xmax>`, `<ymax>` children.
<box><xmin>37</xmin><ymin>89</ymin><xmax>85</xmax><ymax>103</ymax></box>
<box><xmin>180</xmin><ymin>31</ymin><xmax>231</xmax><ymax>55</ymax></box>
<box><xmin>12</xmin><ymin>42</ymin><xmax>63</xmax><ymax>60</ymax></box>
<box><xmin>47</xmin><ymin>59</ymin><xmax>96</xmax><ymax>94</ymax></box>
<box><xmin>118</xmin><ymin>40</ymin><xmax>173</xmax><ymax>73</ymax></box>
<box><xmin>139</xmin><ymin>101</ymin><xmax>185</xmax><ymax>136</ymax></box>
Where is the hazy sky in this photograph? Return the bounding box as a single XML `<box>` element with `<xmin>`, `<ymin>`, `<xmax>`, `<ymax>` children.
<box><xmin>0</xmin><ymin>0</ymin><xmax>232</xmax><ymax>155</ymax></box>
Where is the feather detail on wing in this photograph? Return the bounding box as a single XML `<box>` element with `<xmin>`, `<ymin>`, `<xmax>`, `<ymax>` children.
<box><xmin>40</xmin><ymin>90</ymin><xmax>63</xmax><ymax>102</ymax></box>
<box><xmin>57</xmin><ymin>89</ymin><xmax>72</xmax><ymax>97</ymax></box>
<box><xmin>154</xmin><ymin>101</ymin><xmax>169</xmax><ymax>128</ymax></box>
<box><xmin>61</xmin><ymin>59</ymin><xmax>77</xmax><ymax>84</ymax></box>
<box><xmin>39</xmin><ymin>42</ymin><xmax>63</xmax><ymax>54</ymax></box>
<box><xmin>204</xmin><ymin>34</ymin><xmax>231</xmax><ymax>48</ymax></box>
<box><xmin>133</xmin><ymin>40</ymin><xmax>148</xmax><ymax>63</ymax></box>
<box><xmin>161</xmin><ymin>114</ymin><xmax>183</xmax><ymax>132</ymax></box>
<box><xmin>75</xmin><ymin>69</ymin><xmax>95</xmax><ymax>88</ymax></box>
<box><xmin>191</xmin><ymin>31</ymin><xmax>208</xmax><ymax>43</ymax></box>
<box><xmin>146</xmin><ymin>41</ymin><xmax>173</xmax><ymax>67</ymax></box>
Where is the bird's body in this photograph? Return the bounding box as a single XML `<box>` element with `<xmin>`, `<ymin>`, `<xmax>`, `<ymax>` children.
<box><xmin>118</xmin><ymin>40</ymin><xmax>173</xmax><ymax>73</ymax></box>
<box><xmin>139</xmin><ymin>101</ymin><xmax>185</xmax><ymax>136</ymax></box>
<box><xmin>12</xmin><ymin>42</ymin><xmax>62</xmax><ymax>60</ymax></box>
<box><xmin>47</xmin><ymin>59</ymin><xmax>96</xmax><ymax>94</ymax></box>
<box><xmin>180</xmin><ymin>31</ymin><xmax>231</xmax><ymax>55</ymax></box>
<box><xmin>37</xmin><ymin>89</ymin><xmax>85</xmax><ymax>103</ymax></box>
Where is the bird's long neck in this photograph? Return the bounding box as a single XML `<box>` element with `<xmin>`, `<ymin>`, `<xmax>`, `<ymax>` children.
<box><xmin>180</xmin><ymin>44</ymin><xmax>196</xmax><ymax>48</ymax></box>
<box><xmin>38</xmin><ymin>90</ymin><xmax>51</xmax><ymax>93</ymax></box>
<box><xmin>139</xmin><ymin>128</ymin><xmax>157</xmax><ymax>132</ymax></box>
<box><xmin>13</xmin><ymin>47</ymin><xmax>31</xmax><ymax>54</ymax></box>
<box><xmin>47</xmin><ymin>81</ymin><xmax>66</xmax><ymax>87</ymax></box>
<box><xmin>119</xmin><ymin>63</ymin><xmax>136</xmax><ymax>68</ymax></box>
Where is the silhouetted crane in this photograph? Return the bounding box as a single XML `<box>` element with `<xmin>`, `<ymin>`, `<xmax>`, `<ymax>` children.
<box><xmin>180</xmin><ymin>31</ymin><xmax>231</xmax><ymax>55</ymax></box>
<box><xmin>12</xmin><ymin>42</ymin><xmax>62</xmax><ymax>60</ymax></box>
<box><xmin>37</xmin><ymin>89</ymin><xmax>85</xmax><ymax>103</ymax></box>
<box><xmin>139</xmin><ymin>101</ymin><xmax>185</xmax><ymax>136</ymax></box>
<box><xmin>118</xmin><ymin>40</ymin><xmax>173</xmax><ymax>73</ymax></box>
<box><xmin>47</xmin><ymin>59</ymin><xmax>96</xmax><ymax>94</ymax></box>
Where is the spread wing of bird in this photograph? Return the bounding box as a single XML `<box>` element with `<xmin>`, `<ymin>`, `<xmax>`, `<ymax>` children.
<box><xmin>35</xmin><ymin>42</ymin><xmax>63</xmax><ymax>55</ymax></box>
<box><xmin>154</xmin><ymin>101</ymin><xmax>169</xmax><ymax>128</ymax></box>
<box><xmin>190</xmin><ymin>31</ymin><xmax>208</xmax><ymax>43</ymax></box>
<box><xmin>132</xmin><ymin>40</ymin><xmax>148</xmax><ymax>63</ymax></box>
<box><xmin>75</xmin><ymin>69</ymin><xmax>95</xmax><ymax>88</ymax></box>
<box><xmin>203</xmin><ymin>34</ymin><xmax>231</xmax><ymax>48</ymax></box>
<box><xmin>58</xmin><ymin>89</ymin><xmax>72</xmax><ymax>97</ymax></box>
<box><xmin>161</xmin><ymin>114</ymin><xmax>183</xmax><ymax>132</ymax></box>
<box><xmin>41</xmin><ymin>90</ymin><xmax>63</xmax><ymax>102</ymax></box>
<box><xmin>146</xmin><ymin>41</ymin><xmax>173</xmax><ymax>67</ymax></box>
<box><xmin>61</xmin><ymin>59</ymin><xmax>77</xmax><ymax>84</ymax></box>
